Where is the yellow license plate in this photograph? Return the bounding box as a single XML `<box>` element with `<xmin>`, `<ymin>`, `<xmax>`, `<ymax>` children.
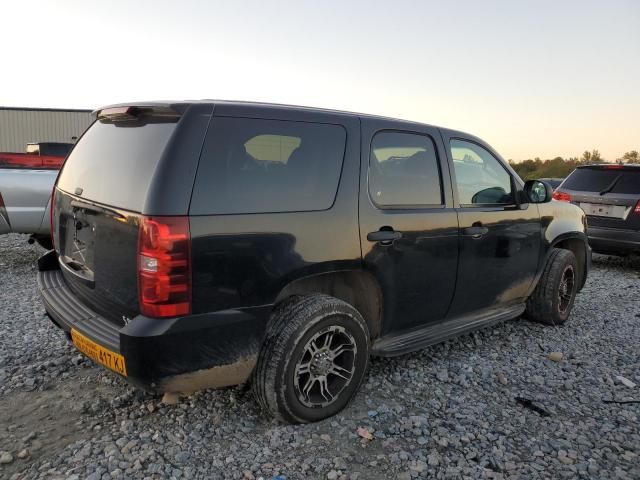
<box><xmin>71</xmin><ymin>329</ymin><xmax>127</xmax><ymax>376</ymax></box>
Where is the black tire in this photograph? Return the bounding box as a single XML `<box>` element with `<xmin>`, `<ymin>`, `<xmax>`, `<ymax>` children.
<box><xmin>252</xmin><ymin>294</ymin><xmax>370</xmax><ymax>423</ymax></box>
<box><xmin>525</xmin><ymin>248</ymin><xmax>578</xmax><ymax>325</ymax></box>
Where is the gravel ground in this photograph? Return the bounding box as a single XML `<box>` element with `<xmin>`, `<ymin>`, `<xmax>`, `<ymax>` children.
<box><xmin>0</xmin><ymin>233</ymin><xmax>638</xmax><ymax>480</ymax></box>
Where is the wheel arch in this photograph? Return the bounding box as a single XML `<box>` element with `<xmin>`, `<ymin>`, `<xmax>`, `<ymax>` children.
<box><xmin>533</xmin><ymin>232</ymin><xmax>589</xmax><ymax>293</ymax></box>
<box><xmin>551</xmin><ymin>233</ymin><xmax>589</xmax><ymax>291</ymax></box>
<box><xmin>274</xmin><ymin>270</ymin><xmax>383</xmax><ymax>340</ymax></box>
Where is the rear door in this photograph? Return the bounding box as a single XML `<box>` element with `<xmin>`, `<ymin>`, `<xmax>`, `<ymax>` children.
<box><xmin>559</xmin><ymin>166</ymin><xmax>640</xmax><ymax>231</ymax></box>
<box><xmin>53</xmin><ymin>104</ymin><xmax>211</xmax><ymax>326</ymax></box>
<box><xmin>441</xmin><ymin>133</ymin><xmax>541</xmax><ymax>317</ymax></box>
<box><xmin>359</xmin><ymin>119</ymin><xmax>459</xmax><ymax>335</ymax></box>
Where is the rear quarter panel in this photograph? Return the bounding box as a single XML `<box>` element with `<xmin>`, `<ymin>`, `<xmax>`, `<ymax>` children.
<box><xmin>189</xmin><ymin>106</ymin><xmax>362</xmax><ymax>315</ymax></box>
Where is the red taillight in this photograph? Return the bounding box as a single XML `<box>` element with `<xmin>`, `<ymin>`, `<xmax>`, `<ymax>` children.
<box><xmin>0</xmin><ymin>153</ymin><xmax>63</xmax><ymax>169</ymax></box>
<box><xmin>552</xmin><ymin>190</ymin><xmax>572</xmax><ymax>202</ymax></box>
<box><xmin>137</xmin><ymin>216</ymin><xmax>191</xmax><ymax>318</ymax></box>
<box><xmin>49</xmin><ymin>188</ymin><xmax>56</xmax><ymax>249</ymax></box>
<box><xmin>634</xmin><ymin>200</ymin><xmax>640</xmax><ymax>215</ymax></box>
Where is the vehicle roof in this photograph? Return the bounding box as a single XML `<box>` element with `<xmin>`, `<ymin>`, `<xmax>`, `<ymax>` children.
<box><xmin>577</xmin><ymin>163</ymin><xmax>640</xmax><ymax>170</ymax></box>
<box><xmin>94</xmin><ymin>99</ymin><xmax>474</xmax><ymax>137</ymax></box>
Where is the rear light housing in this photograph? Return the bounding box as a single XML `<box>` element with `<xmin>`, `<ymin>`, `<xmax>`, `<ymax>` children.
<box><xmin>138</xmin><ymin>216</ymin><xmax>191</xmax><ymax>318</ymax></box>
<box><xmin>552</xmin><ymin>190</ymin><xmax>572</xmax><ymax>202</ymax></box>
<box><xmin>0</xmin><ymin>153</ymin><xmax>63</xmax><ymax>169</ymax></box>
<box><xmin>634</xmin><ymin>200</ymin><xmax>640</xmax><ymax>215</ymax></box>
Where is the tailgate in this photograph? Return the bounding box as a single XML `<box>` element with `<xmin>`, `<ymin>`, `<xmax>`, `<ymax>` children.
<box><xmin>53</xmin><ymin>189</ymin><xmax>141</xmax><ymax>326</ymax></box>
<box><xmin>52</xmin><ymin>106</ymin><xmax>183</xmax><ymax>325</ymax></box>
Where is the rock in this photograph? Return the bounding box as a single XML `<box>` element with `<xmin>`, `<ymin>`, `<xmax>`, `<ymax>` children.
<box><xmin>615</xmin><ymin>375</ymin><xmax>636</xmax><ymax>388</ymax></box>
<box><xmin>548</xmin><ymin>352</ymin><xmax>564</xmax><ymax>362</ymax></box>
<box><xmin>357</xmin><ymin>427</ymin><xmax>373</xmax><ymax>440</ymax></box>
<box><xmin>161</xmin><ymin>392</ymin><xmax>180</xmax><ymax>405</ymax></box>
<box><xmin>427</xmin><ymin>452</ymin><xmax>440</xmax><ymax>466</ymax></box>
<box><xmin>0</xmin><ymin>451</ymin><xmax>13</xmax><ymax>464</ymax></box>
<box><xmin>496</xmin><ymin>372</ymin><xmax>508</xmax><ymax>385</ymax></box>
<box><xmin>17</xmin><ymin>449</ymin><xmax>29</xmax><ymax>459</ymax></box>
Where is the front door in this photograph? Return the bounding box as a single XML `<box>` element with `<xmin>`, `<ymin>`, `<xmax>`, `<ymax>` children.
<box><xmin>442</xmin><ymin>134</ymin><xmax>542</xmax><ymax>317</ymax></box>
<box><xmin>359</xmin><ymin>120</ymin><xmax>459</xmax><ymax>335</ymax></box>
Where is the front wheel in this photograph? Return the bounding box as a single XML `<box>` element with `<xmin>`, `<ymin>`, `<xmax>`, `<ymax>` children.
<box><xmin>525</xmin><ymin>248</ymin><xmax>578</xmax><ymax>325</ymax></box>
<box><xmin>252</xmin><ymin>294</ymin><xmax>370</xmax><ymax>423</ymax></box>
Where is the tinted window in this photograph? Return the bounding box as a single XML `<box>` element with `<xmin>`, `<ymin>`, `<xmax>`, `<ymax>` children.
<box><xmin>191</xmin><ymin>117</ymin><xmax>346</xmax><ymax>214</ymax></box>
<box><xmin>612</xmin><ymin>171</ymin><xmax>640</xmax><ymax>194</ymax></box>
<box><xmin>561</xmin><ymin>169</ymin><xmax>620</xmax><ymax>192</ymax></box>
<box><xmin>40</xmin><ymin>143</ymin><xmax>73</xmax><ymax>156</ymax></box>
<box><xmin>369</xmin><ymin>131</ymin><xmax>442</xmax><ymax>207</ymax></box>
<box><xmin>450</xmin><ymin>139</ymin><xmax>513</xmax><ymax>205</ymax></box>
<box><xmin>57</xmin><ymin>119</ymin><xmax>177</xmax><ymax>211</ymax></box>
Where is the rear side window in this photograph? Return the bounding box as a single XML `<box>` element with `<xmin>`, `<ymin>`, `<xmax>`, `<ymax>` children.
<box><xmin>561</xmin><ymin>168</ymin><xmax>620</xmax><ymax>192</ymax></box>
<box><xmin>57</xmin><ymin>120</ymin><xmax>177</xmax><ymax>211</ymax></box>
<box><xmin>369</xmin><ymin>131</ymin><xmax>442</xmax><ymax>207</ymax></box>
<box><xmin>190</xmin><ymin>117</ymin><xmax>346</xmax><ymax>215</ymax></box>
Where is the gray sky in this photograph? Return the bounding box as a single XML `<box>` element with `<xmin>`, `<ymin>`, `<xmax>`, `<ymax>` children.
<box><xmin>2</xmin><ymin>0</ymin><xmax>638</xmax><ymax>161</ymax></box>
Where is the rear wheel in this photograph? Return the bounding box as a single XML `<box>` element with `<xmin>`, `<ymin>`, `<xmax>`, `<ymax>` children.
<box><xmin>526</xmin><ymin>249</ymin><xmax>578</xmax><ymax>325</ymax></box>
<box><xmin>252</xmin><ymin>294</ymin><xmax>370</xmax><ymax>423</ymax></box>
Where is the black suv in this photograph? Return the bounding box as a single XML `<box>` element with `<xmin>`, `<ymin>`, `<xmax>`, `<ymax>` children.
<box><xmin>38</xmin><ymin>101</ymin><xmax>590</xmax><ymax>423</ymax></box>
<box><xmin>553</xmin><ymin>164</ymin><xmax>640</xmax><ymax>256</ymax></box>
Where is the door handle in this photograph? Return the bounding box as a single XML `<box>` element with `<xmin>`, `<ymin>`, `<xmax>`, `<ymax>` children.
<box><xmin>463</xmin><ymin>225</ymin><xmax>489</xmax><ymax>238</ymax></box>
<box><xmin>367</xmin><ymin>230</ymin><xmax>403</xmax><ymax>243</ymax></box>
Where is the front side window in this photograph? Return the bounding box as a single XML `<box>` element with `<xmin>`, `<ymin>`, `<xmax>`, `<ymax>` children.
<box><xmin>190</xmin><ymin>117</ymin><xmax>346</xmax><ymax>215</ymax></box>
<box><xmin>450</xmin><ymin>139</ymin><xmax>513</xmax><ymax>205</ymax></box>
<box><xmin>369</xmin><ymin>131</ymin><xmax>443</xmax><ymax>207</ymax></box>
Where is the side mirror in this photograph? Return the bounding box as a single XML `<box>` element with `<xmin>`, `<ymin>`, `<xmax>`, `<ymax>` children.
<box><xmin>524</xmin><ymin>180</ymin><xmax>553</xmax><ymax>203</ymax></box>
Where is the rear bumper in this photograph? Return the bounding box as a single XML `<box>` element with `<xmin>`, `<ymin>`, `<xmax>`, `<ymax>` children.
<box><xmin>588</xmin><ymin>226</ymin><xmax>640</xmax><ymax>254</ymax></box>
<box><xmin>37</xmin><ymin>259</ymin><xmax>269</xmax><ymax>393</ymax></box>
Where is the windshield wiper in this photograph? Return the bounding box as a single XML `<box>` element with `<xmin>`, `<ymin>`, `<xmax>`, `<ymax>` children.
<box><xmin>599</xmin><ymin>174</ymin><xmax>621</xmax><ymax>195</ymax></box>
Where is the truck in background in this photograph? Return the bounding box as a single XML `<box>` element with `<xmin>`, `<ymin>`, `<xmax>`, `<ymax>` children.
<box><xmin>0</xmin><ymin>142</ymin><xmax>73</xmax><ymax>248</ymax></box>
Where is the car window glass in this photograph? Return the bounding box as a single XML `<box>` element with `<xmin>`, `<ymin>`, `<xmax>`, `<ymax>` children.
<box><xmin>369</xmin><ymin>131</ymin><xmax>442</xmax><ymax>207</ymax></box>
<box><xmin>57</xmin><ymin>119</ymin><xmax>176</xmax><ymax>211</ymax></box>
<box><xmin>610</xmin><ymin>171</ymin><xmax>640</xmax><ymax>194</ymax></box>
<box><xmin>561</xmin><ymin>169</ymin><xmax>619</xmax><ymax>192</ymax></box>
<box><xmin>190</xmin><ymin>117</ymin><xmax>346</xmax><ymax>215</ymax></box>
<box><xmin>450</xmin><ymin>139</ymin><xmax>513</xmax><ymax>205</ymax></box>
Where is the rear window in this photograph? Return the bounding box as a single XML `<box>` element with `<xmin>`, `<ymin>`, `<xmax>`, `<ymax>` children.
<box><xmin>57</xmin><ymin>119</ymin><xmax>178</xmax><ymax>211</ymax></box>
<box><xmin>562</xmin><ymin>168</ymin><xmax>621</xmax><ymax>192</ymax></box>
<box><xmin>611</xmin><ymin>171</ymin><xmax>640</xmax><ymax>194</ymax></box>
<box><xmin>190</xmin><ymin>117</ymin><xmax>346</xmax><ymax>215</ymax></box>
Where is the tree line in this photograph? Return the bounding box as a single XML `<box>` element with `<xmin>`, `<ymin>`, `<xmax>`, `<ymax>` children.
<box><xmin>509</xmin><ymin>150</ymin><xmax>639</xmax><ymax>180</ymax></box>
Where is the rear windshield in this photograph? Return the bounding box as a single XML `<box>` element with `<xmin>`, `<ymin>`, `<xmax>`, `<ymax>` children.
<box><xmin>562</xmin><ymin>168</ymin><xmax>640</xmax><ymax>194</ymax></box>
<box><xmin>57</xmin><ymin>119</ymin><xmax>177</xmax><ymax>211</ymax></box>
<box><xmin>611</xmin><ymin>171</ymin><xmax>640</xmax><ymax>194</ymax></box>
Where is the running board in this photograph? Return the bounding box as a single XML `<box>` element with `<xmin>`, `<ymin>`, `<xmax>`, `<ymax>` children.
<box><xmin>371</xmin><ymin>304</ymin><xmax>526</xmax><ymax>357</ymax></box>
